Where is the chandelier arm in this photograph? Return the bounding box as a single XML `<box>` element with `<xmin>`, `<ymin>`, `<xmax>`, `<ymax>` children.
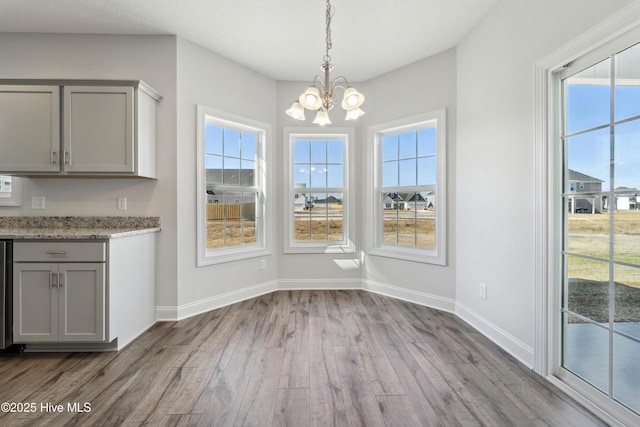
<box><xmin>329</xmin><ymin>76</ymin><xmax>350</xmax><ymax>93</ymax></box>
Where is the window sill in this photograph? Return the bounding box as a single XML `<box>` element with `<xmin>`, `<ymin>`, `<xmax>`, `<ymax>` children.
<box><xmin>197</xmin><ymin>246</ymin><xmax>270</xmax><ymax>266</ymax></box>
<box><xmin>368</xmin><ymin>245</ymin><xmax>445</xmax><ymax>265</ymax></box>
<box><xmin>284</xmin><ymin>240</ymin><xmax>355</xmax><ymax>254</ymax></box>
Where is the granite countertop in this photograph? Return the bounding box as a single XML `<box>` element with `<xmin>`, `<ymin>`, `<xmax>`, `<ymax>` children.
<box><xmin>0</xmin><ymin>216</ymin><xmax>160</xmax><ymax>240</ymax></box>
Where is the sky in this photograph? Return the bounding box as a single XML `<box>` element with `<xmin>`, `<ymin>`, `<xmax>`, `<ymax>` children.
<box><xmin>566</xmin><ymin>84</ymin><xmax>640</xmax><ymax>191</ymax></box>
<box><xmin>565</xmin><ymin>43</ymin><xmax>640</xmax><ymax>192</ymax></box>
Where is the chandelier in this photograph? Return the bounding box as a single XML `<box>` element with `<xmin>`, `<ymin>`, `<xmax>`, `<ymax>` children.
<box><xmin>285</xmin><ymin>0</ymin><xmax>365</xmax><ymax>125</ymax></box>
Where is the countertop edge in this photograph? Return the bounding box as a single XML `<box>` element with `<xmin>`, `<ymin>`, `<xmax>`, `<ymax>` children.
<box><xmin>0</xmin><ymin>227</ymin><xmax>161</xmax><ymax>240</ymax></box>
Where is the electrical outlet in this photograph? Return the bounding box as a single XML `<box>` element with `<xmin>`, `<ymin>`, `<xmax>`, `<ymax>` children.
<box><xmin>31</xmin><ymin>196</ymin><xmax>45</xmax><ymax>210</ymax></box>
<box><xmin>259</xmin><ymin>259</ymin><xmax>266</xmax><ymax>270</ymax></box>
<box><xmin>117</xmin><ymin>197</ymin><xmax>127</xmax><ymax>211</ymax></box>
<box><xmin>480</xmin><ymin>283</ymin><xmax>487</xmax><ymax>299</ymax></box>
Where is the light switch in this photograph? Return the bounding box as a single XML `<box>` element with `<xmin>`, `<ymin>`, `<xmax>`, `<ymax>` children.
<box><xmin>117</xmin><ymin>197</ymin><xmax>127</xmax><ymax>211</ymax></box>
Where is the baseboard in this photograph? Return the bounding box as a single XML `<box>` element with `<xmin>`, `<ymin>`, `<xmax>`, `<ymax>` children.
<box><xmin>277</xmin><ymin>278</ymin><xmax>362</xmax><ymax>290</ymax></box>
<box><xmin>362</xmin><ymin>279</ymin><xmax>456</xmax><ymax>313</ymax></box>
<box><xmin>455</xmin><ymin>301</ymin><xmax>534</xmax><ymax>368</ymax></box>
<box><xmin>156</xmin><ymin>280</ymin><xmax>278</xmax><ymax>321</ymax></box>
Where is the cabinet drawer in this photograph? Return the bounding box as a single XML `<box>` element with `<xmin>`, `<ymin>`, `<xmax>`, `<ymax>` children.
<box><xmin>14</xmin><ymin>241</ymin><xmax>106</xmax><ymax>262</ymax></box>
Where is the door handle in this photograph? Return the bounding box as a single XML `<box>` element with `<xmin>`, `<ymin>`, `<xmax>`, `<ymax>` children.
<box><xmin>58</xmin><ymin>272</ymin><xmax>64</xmax><ymax>289</ymax></box>
<box><xmin>49</xmin><ymin>271</ymin><xmax>58</xmax><ymax>289</ymax></box>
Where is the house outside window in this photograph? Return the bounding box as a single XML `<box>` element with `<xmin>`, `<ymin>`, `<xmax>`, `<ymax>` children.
<box><xmin>284</xmin><ymin>128</ymin><xmax>353</xmax><ymax>253</ymax></box>
<box><xmin>196</xmin><ymin>106</ymin><xmax>269</xmax><ymax>265</ymax></box>
<box><xmin>368</xmin><ymin>110</ymin><xmax>446</xmax><ymax>265</ymax></box>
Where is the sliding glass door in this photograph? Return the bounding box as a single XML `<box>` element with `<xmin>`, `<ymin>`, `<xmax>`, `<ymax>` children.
<box><xmin>561</xmin><ymin>42</ymin><xmax>640</xmax><ymax>415</ymax></box>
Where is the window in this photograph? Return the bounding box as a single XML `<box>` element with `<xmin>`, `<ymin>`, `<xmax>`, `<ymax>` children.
<box><xmin>0</xmin><ymin>176</ymin><xmax>21</xmax><ymax>207</ymax></box>
<box><xmin>284</xmin><ymin>128</ymin><xmax>353</xmax><ymax>253</ymax></box>
<box><xmin>196</xmin><ymin>106</ymin><xmax>269</xmax><ymax>265</ymax></box>
<box><xmin>368</xmin><ymin>110</ymin><xmax>446</xmax><ymax>265</ymax></box>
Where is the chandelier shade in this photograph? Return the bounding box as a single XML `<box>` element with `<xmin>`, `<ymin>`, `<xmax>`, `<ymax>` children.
<box><xmin>341</xmin><ymin>87</ymin><xmax>364</xmax><ymax>110</ymax></box>
<box><xmin>312</xmin><ymin>109</ymin><xmax>332</xmax><ymax>126</ymax></box>
<box><xmin>299</xmin><ymin>86</ymin><xmax>323</xmax><ymax>110</ymax></box>
<box><xmin>345</xmin><ymin>107</ymin><xmax>365</xmax><ymax>121</ymax></box>
<box><xmin>285</xmin><ymin>101</ymin><xmax>306</xmax><ymax>120</ymax></box>
<box><xmin>286</xmin><ymin>0</ymin><xmax>364</xmax><ymax>125</ymax></box>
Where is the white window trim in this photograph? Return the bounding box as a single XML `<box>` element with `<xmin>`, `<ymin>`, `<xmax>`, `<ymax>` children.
<box><xmin>534</xmin><ymin>3</ymin><xmax>640</xmax><ymax>426</ymax></box>
<box><xmin>283</xmin><ymin>127</ymin><xmax>354</xmax><ymax>254</ymax></box>
<box><xmin>367</xmin><ymin>110</ymin><xmax>447</xmax><ymax>265</ymax></box>
<box><xmin>196</xmin><ymin>105</ymin><xmax>270</xmax><ymax>266</ymax></box>
<box><xmin>0</xmin><ymin>176</ymin><xmax>21</xmax><ymax>207</ymax></box>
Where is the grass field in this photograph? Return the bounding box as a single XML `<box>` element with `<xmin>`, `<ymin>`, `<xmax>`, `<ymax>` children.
<box><xmin>567</xmin><ymin>211</ymin><xmax>640</xmax><ymax>288</ymax></box>
<box><xmin>206</xmin><ymin>206</ymin><xmax>436</xmax><ymax>248</ymax></box>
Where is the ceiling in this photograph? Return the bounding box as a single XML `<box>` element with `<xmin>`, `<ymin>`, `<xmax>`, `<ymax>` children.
<box><xmin>0</xmin><ymin>0</ymin><xmax>499</xmax><ymax>82</ymax></box>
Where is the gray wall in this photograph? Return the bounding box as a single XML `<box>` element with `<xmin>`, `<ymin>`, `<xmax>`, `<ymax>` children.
<box><xmin>0</xmin><ymin>33</ymin><xmax>179</xmax><ymax>311</ymax></box>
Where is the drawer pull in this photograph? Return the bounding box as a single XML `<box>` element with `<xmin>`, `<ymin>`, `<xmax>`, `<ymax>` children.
<box><xmin>45</xmin><ymin>250</ymin><xmax>66</xmax><ymax>255</ymax></box>
<box><xmin>50</xmin><ymin>272</ymin><xmax>58</xmax><ymax>289</ymax></box>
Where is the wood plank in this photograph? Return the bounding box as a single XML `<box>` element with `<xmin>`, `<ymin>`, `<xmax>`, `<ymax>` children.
<box><xmin>234</xmin><ymin>347</ymin><xmax>284</xmax><ymax>426</ymax></box>
<box><xmin>272</xmin><ymin>388</ymin><xmax>310</xmax><ymax>427</ymax></box>
<box><xmin>308</xmin><ymin>316</ymin><xmax>349</xmax><ymax>427</ymax></box>
<box><xmin>376</xmin><ymin>395</ymin><xmax>424</xmax><ymax>427</ymax></box>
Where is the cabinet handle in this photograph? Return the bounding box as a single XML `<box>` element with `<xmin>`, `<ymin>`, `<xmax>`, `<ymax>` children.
<box><xmin>51</xmin><ymin>150</ymin><xmax>58</xmax><ymax>165</ymax></box>
<box><xmin>50</xmin><ymin>271</ymin><xmax>58</xmax><ymax>289</ymax></box>
<box><xmin>58</xmin><ymin>273</ymin><xmax>64</xmax><ymax>288</ymax></box>
<box><xmin>64</xmin><ymin>151</ymin><xmax>70</xmax><ymax>165</ymax></box>
<box><xmin>45</xmin><ymin>250</ymin><xmax>66</xmax><ymax>255</ymax></box>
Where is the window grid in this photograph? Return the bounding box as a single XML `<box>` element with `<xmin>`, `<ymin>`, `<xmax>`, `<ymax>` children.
<box><xmin>284</xmin><ymin>129</ymin><xmax>352</xmax><ymax>253</ymax></box>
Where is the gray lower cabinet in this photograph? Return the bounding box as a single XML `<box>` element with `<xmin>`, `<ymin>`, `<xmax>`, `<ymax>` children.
<box><xmin>13</xmin><ymin>242</ymin><xmax>106</xmax><ymax>343</ymax></box>
<box><xmin>13</xmin><ymin>262</ymin><xmax>105</xmax><ymax>342</ymax></box>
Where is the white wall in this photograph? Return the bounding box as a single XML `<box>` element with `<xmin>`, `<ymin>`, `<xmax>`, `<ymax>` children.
<box><xmin>455</xmin><ymin>0</ymin><xmax>634</xmax><ymax>366</ymax></box>
<box><xmin>275</xmin><ymin>48</ymin><xmax>457</xmax><ymax>308</ymax></box>
<box><xmin>361</xmin><ymin>49</ymin><xmax>457</xmax><ymax>309</ymax></box>
<box><xmin>276</xmin><ymin>82</ymin><xmax>364</xmax><ymax>288</ymax></box>
<box><xmin>0</xmin><ymin>33</ymin><xmax>179</xmax><ymax>312</ymax></box>
<box><xmin>174</xmin><ymin>39</ymin><xmax>278</xmax><ymax>315</ymax></box>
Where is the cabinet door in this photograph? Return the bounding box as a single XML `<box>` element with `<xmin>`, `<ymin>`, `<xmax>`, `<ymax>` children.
<box><xmin>13</xmin><ymin>263</ymin><xmax>58</xmax><ymax>342</ymax></box>
<box><xmin>58</xmin><ymin>263</ymin><xmax>105</xmax><ymax>342</ymax></box>
<box><xmin>63</xmin><ymin>86</ymin><xmax>134</xmax><ymax>173</ymax></box>
<box><xmin>0</xmin><ymin>85</ymin><xmax>60</xmax><ymax>173</ymax></box>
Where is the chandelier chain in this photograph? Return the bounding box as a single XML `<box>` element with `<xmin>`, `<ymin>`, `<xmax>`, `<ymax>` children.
<box><xmin>324</xmin><ymin>0</ymin><xmax>334</xmax><ymax>64</ymax></box>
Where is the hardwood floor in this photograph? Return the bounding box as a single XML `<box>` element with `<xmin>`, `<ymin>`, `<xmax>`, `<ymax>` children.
<box><xmin>0</xmin><ymin>290</ymin><xmax>606</xmax><ymax>426</ymax></box>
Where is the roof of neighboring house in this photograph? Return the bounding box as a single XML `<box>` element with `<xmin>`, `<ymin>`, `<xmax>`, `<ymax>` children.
<box><xmin>567</xmin><ymin>169</ymin><xmax>603</xmax><ymax>183</ymax></box>
<box><xmin>384</xmin><ymin>192</ymin><xmax>432</xmax><ymax>202</ymax></box>
<box><xmin>615</xmin><ymin>186</ymin><xmax>638</xmax><ymax>194</ymax></box>
<box><xmin>315</xmin><ymin>195</ymin><xmax>342</xmax><ymax>203</ymax></box>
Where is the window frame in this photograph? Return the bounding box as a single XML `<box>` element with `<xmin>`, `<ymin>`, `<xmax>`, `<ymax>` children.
<box><xmin>367</xmin><ymin>110</ymin><xmax>447</xmax><ymax>265</ymax></box>
<box><xmin>196</xmin><ymin>106</ymin><xmax>270</xmax><ymax>266</ymax></box>
<box><xmin>283</xmin><ymin>127</ymin><xmax>354</xmax><ymax>253</ymax></box>
<box><xmin>0</xmin><ymin>176</ymin><xmax>21</xmax><ymax>207</ymax></box>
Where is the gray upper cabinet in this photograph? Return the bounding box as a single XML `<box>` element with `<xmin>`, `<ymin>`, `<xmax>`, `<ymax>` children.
<box><xmin>0</xmin><ymin>85</ymin><xmax>60</xmax><ymax>173</ymax></box>
<box><xmin>0</xmin><ymin>80</ymin><xmax>161</xmax><ymax>178</ymax></box>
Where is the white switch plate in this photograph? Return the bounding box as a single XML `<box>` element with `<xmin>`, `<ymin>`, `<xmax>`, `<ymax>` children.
<box><xmin>31</xmin><ymin>196</ymin><xmax>45</xmax><ymax>210</ymax></box>
<box><xmin>117</xmin><ymin>197</ymin><xmax>127</xmax><ymax>211</ymax></box>
<box><xmin>259</xmin><ymin>259</ymin><xmax>266</xmax><ymax>270</ymax></box>
<box><xmin>480</xmin><ymin>283</ymin><xmax>487</xmax><ymax>299</ymax></box>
